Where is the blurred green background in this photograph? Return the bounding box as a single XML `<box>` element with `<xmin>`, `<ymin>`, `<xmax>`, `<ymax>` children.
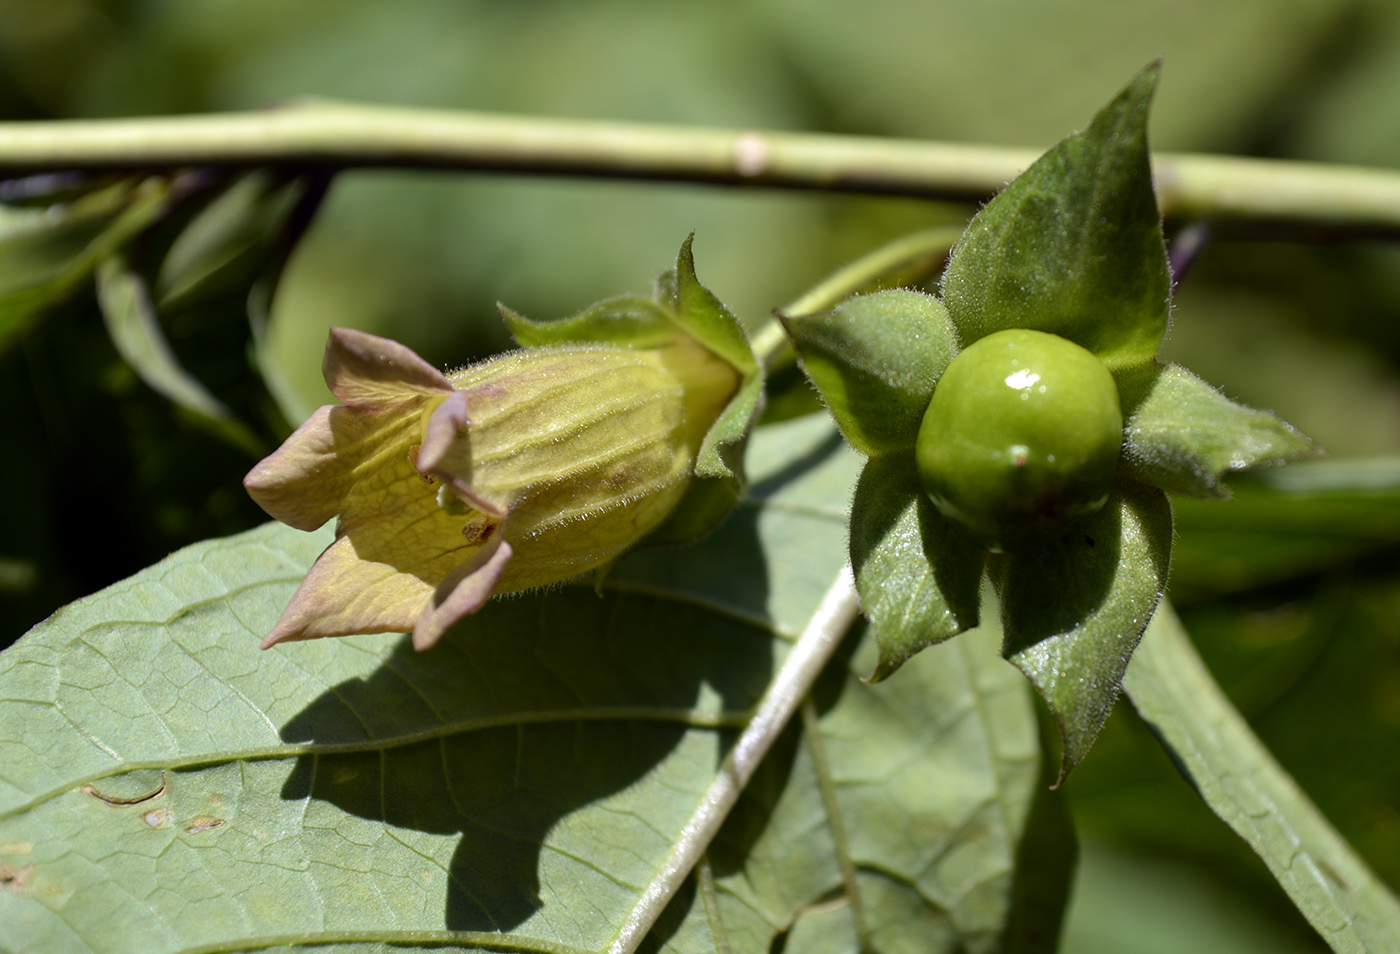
<box><xmin>2</xmin><ymin>0</ymin><xmax>1400</xmax><ymax>950</ymax></box>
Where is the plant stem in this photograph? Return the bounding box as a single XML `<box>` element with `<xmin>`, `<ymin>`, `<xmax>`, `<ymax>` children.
<box><xmin>3</xmin><ymin>103</ymin><xmax>1400</xmax><ymax>235</ymax></box>
<box><xmin>607</xmin><ymin>566</ymin><xmax>861</xmax><ymax>954</ymax></box>
<box><xmin>750</xmin><ymin>225</ymin><xmax>965</xmax><ymax>372</ymax></box>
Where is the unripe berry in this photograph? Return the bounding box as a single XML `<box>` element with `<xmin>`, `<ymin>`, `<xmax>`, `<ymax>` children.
<box><xmin>916</xmin><ymin>329</ymin><xmax>1122</xmax><ymax>547</ymax></box>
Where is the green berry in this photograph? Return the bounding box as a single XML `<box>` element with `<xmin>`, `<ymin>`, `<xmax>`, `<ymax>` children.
<box><xmin>916</xmin><ymin>328</ymin><xmax>1122</xmax><ymax>547</ymax></box>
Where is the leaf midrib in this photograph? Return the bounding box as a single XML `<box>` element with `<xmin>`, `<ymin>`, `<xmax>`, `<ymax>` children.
<box><xmin>0</xmin><ymin>703</ymin><xmax>754</xmax><ymax>823</ymax></box>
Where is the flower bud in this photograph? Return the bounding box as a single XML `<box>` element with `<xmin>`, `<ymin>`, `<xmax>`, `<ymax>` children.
<box><xmin>245</xmin><ymin>326</ymin><xmax>738</xmax><ymax>650</ymax></box>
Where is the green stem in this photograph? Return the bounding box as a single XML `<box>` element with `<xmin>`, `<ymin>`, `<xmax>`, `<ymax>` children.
<box><xmin>1124</xmin><ymin>601</ymin><xmax>1400</xmax><ymax>954</ymax></box>
<box><xmin>607</xmin><ymin>567</ymin><xmax>861</xmax><ymax>954</ymax></box>
<box><xmin>3</xmin><ymin>103</ymin><xmax>1400</xmax><ymax>234</ymax></box>
<box><xmin>750</xmin><ymin>225</ymin><xmax>964</xmax><ymax>372</ymax></box>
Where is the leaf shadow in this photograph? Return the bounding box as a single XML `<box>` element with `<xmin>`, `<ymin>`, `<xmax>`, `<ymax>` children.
<box><xmin>278</xmin><ymin>576</ymin><xmax>773</xmax><ymax>934</ymax></box>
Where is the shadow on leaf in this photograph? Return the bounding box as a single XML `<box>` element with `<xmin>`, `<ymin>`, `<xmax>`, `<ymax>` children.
<box><xmin>279</xmin><ymin>584</ymin><xmax>773</xmax><ymax>934</ymax></box>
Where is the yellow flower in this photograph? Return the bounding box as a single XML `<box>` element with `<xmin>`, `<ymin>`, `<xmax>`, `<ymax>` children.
<box><xmin>245</xmin><ymin>326</ymin><xmax>738</xmax><ymax>650</ymax></box>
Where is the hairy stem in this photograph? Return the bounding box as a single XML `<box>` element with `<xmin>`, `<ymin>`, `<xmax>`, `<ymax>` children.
<box><xmin>3</xmin><ymin>103</ymin><xmax>1400</xmax><ymax>234</ymax></box>
<box><xmin>607</xmin><ymin>566</ymin><xmax>861</xmax><ymax>954</ymax></box>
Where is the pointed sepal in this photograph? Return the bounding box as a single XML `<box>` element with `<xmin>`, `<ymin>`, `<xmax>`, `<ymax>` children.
<box><xmin>851</xmin><ymin>454</ymin><xmax>985</xmax><ymax>681</ymax></box>
<box><xmin>500</xmin><ymin>296</ymin><xmax>679</xmax><ymax>350</ymax></box>
<box><xmin>1118</xmin><ymin>362</ymin><xmax>1321</xmax><ymax>498</ymax></box>
<box><xmin>942</xmin><ymin>62</ymin><xmax>1169</xmax><ymax>371</ymax></box>
<box><xmin>782</xmin><ymin>289</ymin><xmax>960</xmax><ymax>455</ymax></box>
<box><xmin>995</xmin><ymin>481</ymin><xmax>1172</xmax><ymax>783</ymax></box>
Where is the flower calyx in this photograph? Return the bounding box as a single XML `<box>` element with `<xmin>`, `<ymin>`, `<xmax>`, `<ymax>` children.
<box><xmin>784</xmin><ymin>62</ymin><xmax>1317</xmax><ymax>781</ymax></box>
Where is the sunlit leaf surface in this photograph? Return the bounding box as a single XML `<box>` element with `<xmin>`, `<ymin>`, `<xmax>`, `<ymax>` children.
<box><xmin>0</xmin><ymin>416</ymin><xmax>1061</xmax><ymax>954</ymax></box>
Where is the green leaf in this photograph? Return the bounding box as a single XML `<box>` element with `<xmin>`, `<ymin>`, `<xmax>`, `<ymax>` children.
<box><xmin>155</xmin><ymin>173</ymin><xmax>304</xmax><ymax>310</ymax></box>
<box><xmin>849</xmin><ymin>453</ymin><xmax>983</xmax><ymax>681</ymax></box>
<box><xmin>783</xmin><ymin>289</ymin><xmax>959</xmax><ymax>455</ymax></box>
<box><xmin>96</xmin><ymin>256</ymin><xmax>266</xmax><ymax>456</ymax></box>
<box><xmin>0</xmin><ymin>415</ymin><xmax>1069</xmax><ymax>953</ymax></box>
<box><xmin>706</xmin><ymin>609</ymin><xmax>1072</xmax><ymax>953</ymax></box>
<box><xmin>500</xmin><ymin>295</ymin><xmax>680</xmax><ymax>350</ymax></box>
<box><xmin>1170</xmin><ymin>455</ymin><xmax>1400</xmax><ymax>599</ymax></box>
<box><xmin>996</xmin><ymin>481</ymin><xmax>1172</xmax><ymax>781</ymax></box>
<box><xmin>1119</xmin><ymin>362</ymin><xmax>1320</xmax><ymax>499</ymax></box>
<box><xmin>941</xmin><ymin>63</ymin><xmax>1169</xmax><ymax>372</ymax></box>
<box><xmin>0</xmin><ymin>178</ymin><xmax>170</xmax><ymax>355</ymax></box>
<box><xmin>1124</xmin><ymin>602</ymin><xmax>1400</xmax><ymax>954</ymax></box>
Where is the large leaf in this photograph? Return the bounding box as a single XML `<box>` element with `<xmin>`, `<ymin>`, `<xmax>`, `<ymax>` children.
<box><xmin>940</xmin><ymin>63</ymin><xmax>1169</xmax><ymax>371</ymax></box>
<box><xmin>706</xmin><ymin>618</ymin><xmax>1075</xmax><ymax>954</ymax></box>
<box><xmin>0</xmin><ymin>415</ymin><xmax>1067</xmax><ymax>953</ymax></box>
<box><xmin>1124</xmin><ymin>602</ymin><xmax>1400</xmax><ymax>954</ymax></box>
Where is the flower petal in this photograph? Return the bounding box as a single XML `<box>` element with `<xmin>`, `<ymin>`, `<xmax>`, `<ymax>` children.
<box><xmin>261</xmin><ymin>535</ymin><xmax>433</xmax><ymax>646</ymax></box>
<box><xmin>323</xmin><ymin>326</ymin><xmax>453</xmax><ymax>408</ymax></box>
<box><xmin>412</xmin><ymin>536</ymin><xmax>515</xmax><ymax>651</ymax></box>
<box><xmin>416</xmin><ymin>389</ymin><xmax>505</xmax><ymax>518</ymax></box>
<box><xmin>244</xmin><ymin>403</ymin><xmax>424</xmax><ymax>531</ymax></box>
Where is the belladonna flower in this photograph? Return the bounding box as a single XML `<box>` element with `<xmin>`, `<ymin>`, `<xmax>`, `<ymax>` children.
<box><xmin>781</xmin><ymin>64</ymin><xmax>1318</xmax><ymax>780</ymax></box>
<box><xmin>246</xmin><ymin>239</ymin><xmax>760</xmax><ymax>651</ymax></box>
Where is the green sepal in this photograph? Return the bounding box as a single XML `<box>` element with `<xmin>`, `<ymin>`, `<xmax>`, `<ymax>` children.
<box><xmin>645</xmin><ymin>373</ymin><xmax>764</xmax><ymax>546</ymax></box>
<box><xmin>782</xmin><ymin>289</ymin><xmax>959</xmax><ymax>455</ymax></box>
<box><xmin>1119</xmin><ymin>362</ymin><xmax>1320</xmax><ymax>498</ymax></box>
<box><xmin>941</xmin><ymin>62</ymin><xmax>1169</xmax><ymax>372</ymax></box>
<box><xmin>500</xmin><ymin>295</ymin><xmax>680</xmax><ymax>350</ymax></box>
<box><xmin>643</xmin><ymin>236</ymin><xmax>764</xmax><ymax>545</ymax></box>
<box><xmin>994</xmin><ymin>481</ymin><xmax>1172</xmax><ymax>783</ymax></box>
<box><xmin>658</xmin><ymin>233</ymin><xmax>760</xmax><ymax>376</ymax></box>
<box><xmin>850</xmin><ymin>453</ymin><xmax>985</xmax><ymax>682</ymax></box>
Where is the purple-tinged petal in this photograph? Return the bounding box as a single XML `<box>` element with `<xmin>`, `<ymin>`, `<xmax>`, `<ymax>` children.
<box><xmin>413</xmin><ymin>536</ymin><xmax>515</xmax><ymax>651</ymax></box>
<box><xmin>261</xmin><ymin>535</ymin><xmax>432</xmax><ymax>647</ymax></box>
<box><xmin>323</xmin><ymin>327</ymin><xmax>453</xmax><ymax>408</ymax></box>
<box><xmin>244</xmin><ymin>403</ymin><xmax>422</xmax><ymax>531</ymax></box>
<box><xmin>416</xmin><ymin>390</ymin><xmax>505</xmax><ymax>518</ymax></box>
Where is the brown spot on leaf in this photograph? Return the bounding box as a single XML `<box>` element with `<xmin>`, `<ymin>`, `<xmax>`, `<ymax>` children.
<box><xmin>82</xmin><ymin>771</ymin><xmax>166</xmax><ymax>807</ymax></box>
<box><xmin>185</xmin><ymin>816</ymin><xmax>224</xmax><ymax>834</ymax></box>
<box><xmin>0</xmin><ymin>861</ymin><xmax>34</xmax><ymax>891</ymax></box>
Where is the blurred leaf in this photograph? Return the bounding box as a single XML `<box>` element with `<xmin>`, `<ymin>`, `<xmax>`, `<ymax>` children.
<box><xmin>1062</xmin><ymin>840</ymin><xmax>1325</xmax><ymax>954</ymax></box>
<box><xmin>783</xmin><ymin>289</ymin><xmax>958</xmax><ymax>455</ymax></box>
<box><xmin>0</xmin><ymin>179</ymin><xmax>169</xmax><ymax>354</ymax></box>
<box><xmin>941</xmin><ymin>64</ymin><xmax>1169</xmax><ymax>372</ymax></box>
<box><xmin>155</xmin><ymin>172</ymin><xmax>304</xmax><ymax>310</ymax></box>
<box><xmin>1172</xmin><ymin>456</ymin><xmax>1400</xmax><ymax>599</ymax></box>
<box><xmin>0</xmin><ymin>414</ymin><xmax>1070</xmax><ymax>953</ymax></box>
<box><xmin>96</xmin><ymin>255</ymin><xmax>265</xmax><ymax>456</ymax></box>
<box><xmin>849</xmin><ymin>453</ymin><xmax>983</xmax><ymax>681</ymax></box>
<box><xmin>996</xmin><ymin>483</ymin><xmax>1172</xmax><ymax>781</ymax></box>
<box><xmin>1120</xmin><ymin>362</ymin><xmax>1319</xmax><ymax>500</ymax></box>
<box><xmin>1124</xmin><ymin>602</ymin><xmax>1400</xmax><ymax>954</ymax></box>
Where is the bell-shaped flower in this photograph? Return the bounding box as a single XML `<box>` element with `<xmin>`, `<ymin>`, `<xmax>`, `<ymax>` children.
<box><xmin>246</xmin><ymin>239</ymin><xmax>760</xmax><ymax>650</ymax></box>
